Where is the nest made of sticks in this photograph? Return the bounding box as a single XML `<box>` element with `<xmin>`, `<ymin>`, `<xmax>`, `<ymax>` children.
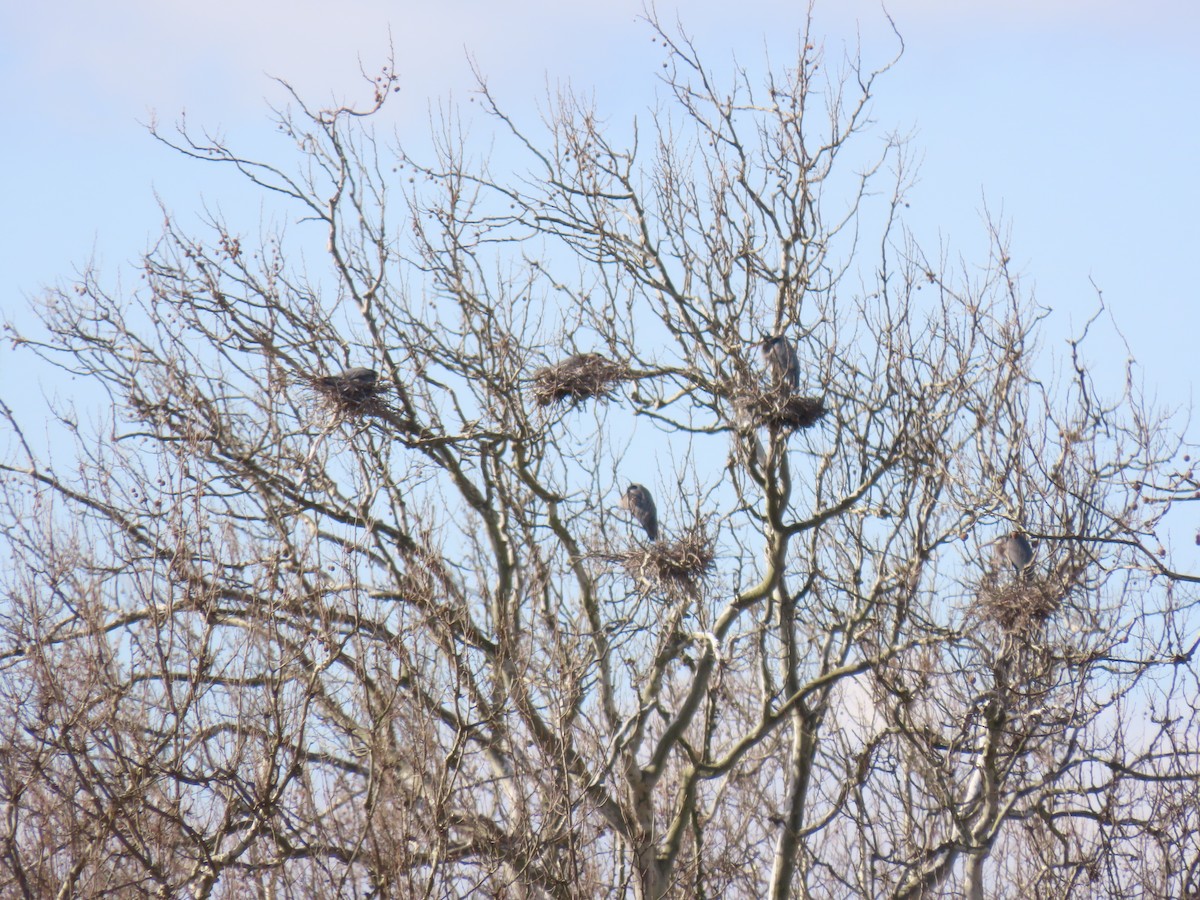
<box><xmin>532</xmin><ymin>353</ymin><xmax>632</xmax><ymax>407</ymax></box>
<box><xmin>306</xmin><ymin>368</ymin><xmax>391</xmax><ymax>421</ymax></box>
<box><xmin>736</xmin><ymin>386</ymin><xmax>827</xmax><ymax>431</ymax></box>
<box><xmin>975</xmin><ymin>577</ymin><xmax>1062</xmax><ymax>635</ymax></box>
<box><xmin>619</xmin><ymin>529</ymin><xmax>716</xmax><ymax>601</ymax></box>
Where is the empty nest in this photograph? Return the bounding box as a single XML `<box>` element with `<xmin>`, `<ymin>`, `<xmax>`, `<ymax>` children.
<box><xmin>737</xmin><ymin>387</ymin><xmax>827</xmax><ymax>431</ymax></box>
<box><xmin>532</xmin><ymin>353</ymin><xmax>631</xmax><ymax>407</ymax></box>
<box><xmin>975</xmin><ymin>578</ymin><xmax>1061</xmax><ymax>634</ymax></box>
<box><xmin>619</xmin><ymin>529</ymin><xmax>716</xmax><ymax>600</ymax></box>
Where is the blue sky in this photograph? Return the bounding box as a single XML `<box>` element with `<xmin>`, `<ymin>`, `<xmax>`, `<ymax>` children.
<box><xmin>3</xmin><ymin>0</ymin><xmax>1198</xmax><ymax>434</ymax></box>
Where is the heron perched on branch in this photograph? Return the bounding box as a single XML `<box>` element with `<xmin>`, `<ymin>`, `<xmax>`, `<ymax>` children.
<box><xmin>994</xmin><ymin>531</ymin><xmax>1034</xmax><ymax>579</ymax></box>
<box><xmin>620</xmin><ymin>483</ymin><xmax>659</xmax><ymax>541</ymax></box>
<box><xmin>758</xmin><ymin>334</ymin><xmax>799</xmax><ymax>392</ymax></box>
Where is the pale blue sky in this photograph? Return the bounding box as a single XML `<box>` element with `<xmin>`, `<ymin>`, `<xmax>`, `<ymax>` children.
<box><xmin>3</xmin><ymin>0</ymin><xmax>1198</xmax><ymax>431</ymax></box>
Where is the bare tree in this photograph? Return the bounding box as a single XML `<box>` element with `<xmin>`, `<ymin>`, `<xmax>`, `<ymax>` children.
<box><xmin>3</xmin><ymin>11</ymin><xmax>1199</xmax><ymax>899</ymax></box>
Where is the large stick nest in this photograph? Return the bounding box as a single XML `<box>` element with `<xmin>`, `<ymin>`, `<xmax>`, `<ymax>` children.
<box><xmin>736</xmin><ymin>386</ymin><xmax>827</xmax><ymax>431</ymax></box>
<box><xmin>974</xmin><ymin>577</ymin><xmax>1061</xmax><ymax>635</ymax></box>
<box><xmin>305</xmin><ymin>369</ymin><xmax>391</xmax><ymax>421</ymax></box>
<box><xmin>532</xmin><ymin>353</ymin><xmax>632</xmax><ymax>407</ymax></box>
<box><xmin>617</xmin><ymin>528</ymin><xmax>716</xmax><ymax>601</ymax></box>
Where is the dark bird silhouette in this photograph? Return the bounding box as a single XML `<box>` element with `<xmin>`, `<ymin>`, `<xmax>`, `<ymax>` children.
<box><xmin>317</xmin><ymin>367</ymin><xmax>378</xmax><ymax>403</ymax></box>
<box><xmin>995</xmin><ymin>531</ymin><xmax>1034</xmax><ymax>578</ymax></box>
<box><xmin>758</xmin><ymin>334</ymin><xmax>799</xmax><ymax>392</ymax></box>
<box><xmin>620</xmin><ymin>483</ymin><xmax>659</xmax><ymax>541</ymax></box>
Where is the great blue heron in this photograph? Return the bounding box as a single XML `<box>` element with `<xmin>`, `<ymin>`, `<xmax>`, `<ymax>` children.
<box><xmin>619</xmin><ymin>483</ymin><xmax>659</xmax><ymax>541</ymax></box>
<box><xmin>317</xmin><ymin>367</ymin><xmax>379</xmax><ymax>403</ymax></box>
<box><xmin>994</xmin><ymin>531</ymin><xmax>1034</xmax><ymax>578</ymax></box>
<box><xmin>758</xmin><ymin>334</ymin><xmax>799</xmax><ymax>392</ymax></box>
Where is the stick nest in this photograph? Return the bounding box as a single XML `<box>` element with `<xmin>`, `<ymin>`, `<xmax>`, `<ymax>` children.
<box><xmin>736</xmin><ymin>387</ymin><xmax>827</xmax><ymax>431</ymax></box>
<box><xmin>532</xmin><ymin>353</ymin><xmax>631</xmax><ymax>407</ymax></box>
<box><xmin>975</xmin><ymin>578</ymin><xmax>1061</xmax><ymax>634</ymax></box>
<box><xmin>306</xmin><ymin>370</ymin><xmax>390</xmax><ymax>421</ymax></box>
<box><xmin>619</xmin><ymin>529</ymin><xmax>716</xmax><ymax>601</ymax></box>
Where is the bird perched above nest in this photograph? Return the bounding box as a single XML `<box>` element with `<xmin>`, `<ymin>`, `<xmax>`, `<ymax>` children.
<box><xmin>736</xmin><ymin>333</ymin><xmax>825</xmax><ymax>432</ymax></box>
<box><xmin>977</xmin><ymin>530</ymin><xmax>1057</xmax><ymax>632</ymax></box>
<box><xmin>619</xmin><ymin>483</ymin><xmax>659</xmax><ymax>541</ymax></box>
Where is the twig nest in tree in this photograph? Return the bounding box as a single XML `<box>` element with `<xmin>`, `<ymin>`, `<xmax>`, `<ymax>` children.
<box><xmin>775</xmin><ymin>395</ymin><xmax>827</xmax><ymax>429</ymax></box>
<box><xmin>618</xmin><ymin>529</ymin><xmax>715</xmax><ymax>601</ymax></box>
<box><xmin>736</xmin><ymin>386</ymin><xmax>827</xmax><ymax>431</ymax></box>
<box><xmin>306</xmin><ymin>367</ymin><xmax>390</xmax><ymax>421</ymax></box>
<box><xmin>532</xmin><ymin>353</ymin><xmax>631</xmax><ymax>407</ymax></box>
<box><xmin>975</xmin><ymin>577</ymin><xmax>1061</xmax><ymax>635</ymax></box>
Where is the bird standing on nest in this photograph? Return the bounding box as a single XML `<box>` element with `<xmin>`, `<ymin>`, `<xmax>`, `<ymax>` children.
<box><xmin>620</xmin><ymin>484</ymin><xmax>659</xmax><ymax>541</ymax></box>
<box><xmin>317</xmin><ymin>368</ymin><xmax>379</xmax><ymax>403</ymax></box>
<box><xmin>758</xmin><ymin>334</ymin><xmax>799</xmax><ymax>393</ymax></box>
<box><xmin>994</xmin><ymin>531</ymin><xmax>1034</xmax><ymax>579</ymax></box>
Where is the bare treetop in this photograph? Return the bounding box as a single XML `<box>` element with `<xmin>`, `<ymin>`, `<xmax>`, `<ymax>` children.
<box><xmin>1</xmin><ymin>11</ymin><xmax>1198</xmax><ymax>900</ymax></box>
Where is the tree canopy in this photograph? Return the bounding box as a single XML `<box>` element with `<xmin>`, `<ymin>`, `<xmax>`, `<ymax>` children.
<box><xmin>2</xmin><ymin>14</ymin><xmax>1199</xmax><ymax>899</ymax></box>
